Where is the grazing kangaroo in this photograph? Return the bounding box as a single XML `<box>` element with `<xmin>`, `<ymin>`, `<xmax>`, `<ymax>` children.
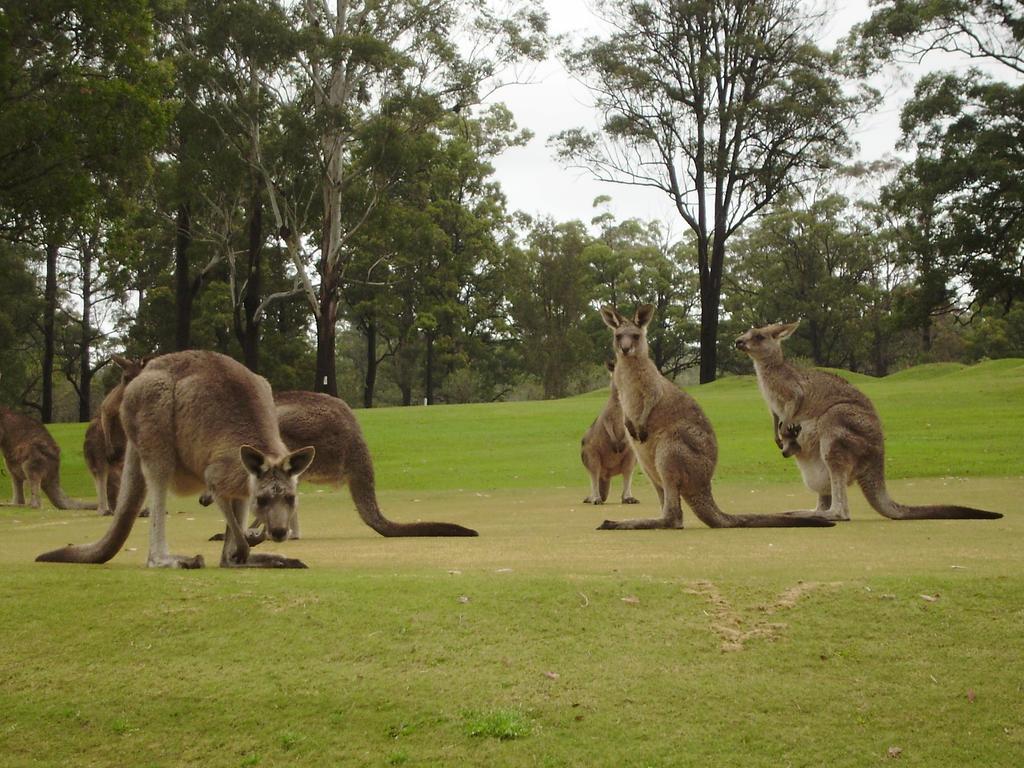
<box><xmin>83</xmin><ymin>355</ymin><xmax>150</xmax><ymax>515</ymax></box>
<box><xmin>581</xmin><ymin>361</ymin><xmax>639</xmax><ymax>505</ymax></box>
<box><xmin>596</xmin><ymin>305</ymin><xmax>833</xmax><ymax>529</ymax></box>
<box><xmin>208</xmin><ymin>390</ymin><xmax>479</xmax><ymax>541</ymax></box>
<box><xmin>0</xmin><ymin>407</ymin><xmax>95</xmax><ymax>510</ymax></box>
<box><xmin>735</xmin><ymin>321</ymin><xmax>1003</xmax><ymax>521</ymax></box>
<box><xmin>37</xmin><ymin>350</ymin><xmax>315</xmax><ymax>568</ymax></box>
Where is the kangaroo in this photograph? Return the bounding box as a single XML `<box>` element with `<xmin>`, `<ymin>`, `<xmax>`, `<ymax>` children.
<box><xmin>779</xmin><ymin>423</ymin><xmax>803</xmax><ymax>459</ymax></box>
<box><xmin>83</xmin><ymin>355</ymin><xmax>150</xmax><ymax>515</ymax></box>
<box><xmin>581</xmin><ymin>361</ymin><xmax>639</xmax><ymax>505</ymax></box>
<box><xmin>596</xmin><ymin>305</ymin><xmax>833</xmax><ymax>529</ymax></box>
<box><xmin>206</xmin><ymin>390</ymin><xmax>479</xmax><ymax>541</ymax></box>
<box><xmin>735</xmin><ymin>321</ymin><xmax>1003</xmax><ymax>521</ymax></box>
<box><xmin>0</xmin><ymin>407</ymin><xmax>96</xmax><ymax>510</ymax></box>
<box><xmin>37</xmin><ymin>350</ymin><xmax>316</xmax><ymax>568</ymax></box>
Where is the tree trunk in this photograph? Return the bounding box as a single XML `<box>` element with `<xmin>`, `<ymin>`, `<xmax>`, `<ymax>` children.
<box><xmin>697</xmin><ymin>235</ymin><xmax>725</xmax><ymax>384</ymax></box>
<box><xmin>239</xmin><ymin>186</ymin><xmax>263</xmax><ymax>372</ymax></box>
<box><xmin>78</xmin><ymin>245</ymin><xmax>93</xmax><ymax>421</ymax></box>
<box><xmin>363</xmin><ymin>320</ymin><xmax>377</xmax><ymax>408</ymax></box>
<box><xmin>42</xmin><ymin>240</ymin><xmax>58</xmax><ymax>423</ymax></box>
<box><xmin>174</xmin><ymin>202</ymin><xmax>193</xmax><ymax>351</ymax></box>
<box><xmin>424</xmin><ymin>332</ymin><xmax>435</xmax><ymax>405</ymax></box>
<box><xmin>314</xmin><ymin>284</ymin><xmax>338</xmax><ymax>395</ymax></box>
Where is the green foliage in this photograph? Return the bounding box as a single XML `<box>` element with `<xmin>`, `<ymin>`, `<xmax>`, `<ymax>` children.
<box><xmin>0</xmin><ymin>242</ymin><xmax>43</xmax><ymax>405</ymax></box>
<box><xmin>556</xmin><ymin>0</ymin><xmax>876</xmax><ymax>381</ymax></box>
<box><xmin>0</xmin><ymin>0</ymin><xmax>172</xmax><ymax>233</ymax></box>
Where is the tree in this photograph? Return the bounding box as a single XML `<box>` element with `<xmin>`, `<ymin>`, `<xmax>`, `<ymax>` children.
<box><xmin>0</xmin><ymin>241</ymin><xmax>43</xmax><ymax>408</ymax></box>
<box><xmin>722</xmin><ymin>192</ymin><xmax>887</xmax><ymax>372</ymax></box>
<box><xmin>555</xmin><ymin>0</ymin><xmax>873</xmax><ymax>381</ymax></box>
<box><xmin>508</xmin><ymin>218</ymin><xmax>596</xmax><ymax>399</ymax></box>
<box><xmin>857</xmin><ymin>1</ymin><xmax>1024</xmax><ymax>313</ymax></box>
<box><xmin>584</xmin><ymin>209</ymin><xmax>699</xmax><ymax>377</ymax></box>
<box><xmin>201</xmin><ymin>0</ymin><xmax>549</xmax><ymax>396</ymax></box>
<box><xmin>0</xmin><ymin>0</ymin><xmax>171</xmax><ymax>420</ymax></box>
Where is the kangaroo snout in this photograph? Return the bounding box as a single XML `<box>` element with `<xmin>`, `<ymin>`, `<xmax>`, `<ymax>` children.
<box><xmin>269</xmin><ymin>526</ymin><xmax>289</xmax><ymax>542</ymax></box>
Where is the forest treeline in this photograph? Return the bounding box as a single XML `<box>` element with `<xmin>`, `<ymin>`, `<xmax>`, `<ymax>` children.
<box><xmin>2</xmin><ymin>1</ymin><xmax>1022</xmax><ymax>421</ymax></box>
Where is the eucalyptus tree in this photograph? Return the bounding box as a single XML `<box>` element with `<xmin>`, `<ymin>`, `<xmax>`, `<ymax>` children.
<box><xmin>0</xmin><ymin>0</ymin><xmax>171</xmax><ymax>419</ymax></box>
<box><xmin>722</xmin><ymin>191</ymin><xmax>886</xmax><ymax>372</ymax></box>
<box><xmin>508</xmin><ymin>218</ymin><xmax>596</xmax><ymax>399</ymax></box>
<box><xmin>584</xmin><ymin>211</ymin><xmax>699</xmax><ymax>377</ymax></box>
<box><xmin>0</xmin><ymin>242</ymin><xmax>44</xmax><ymax>409</ymax></box>
<box><xmin>857</xmin><ymin>1</ymin><xmax>1024</xmax><ymax>313</ymax></box>
<box><xmin>343</xmin><ymin>104</ymin><xmax>528</xmax><ymax>406</ymax></box>
<box><xmin>555</xmin><ymin>0</ymin><xmax>873</xmax><ymax>382</ymax></box>
<box><xmin>259</xmin><ymin>1</ymin><xmax>545</xmax><ymax>395</ymax></box>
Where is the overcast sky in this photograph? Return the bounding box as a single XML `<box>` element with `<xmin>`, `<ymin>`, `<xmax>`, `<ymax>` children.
<box><xmin>486</xmin><ymin>1</ymin><xmax>916</xmax><ymax>230</ymax></box>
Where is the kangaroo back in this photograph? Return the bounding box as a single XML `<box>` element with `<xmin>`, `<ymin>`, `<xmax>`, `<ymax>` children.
<box><xmin>275</xmin><ymin>391</ymin><xmax>478</xmax><ymax>537</ymax></box>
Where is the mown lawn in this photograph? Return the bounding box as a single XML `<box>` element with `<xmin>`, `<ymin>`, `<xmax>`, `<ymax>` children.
<box><xmin>0</xmin><ymin>360</ymin><xmax>1021</xmax><ymax>767</ymax></box>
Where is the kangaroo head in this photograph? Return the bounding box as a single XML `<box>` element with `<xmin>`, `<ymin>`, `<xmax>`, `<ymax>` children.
<box><xmin>239</xmin><ymin>445</ymin><xmax>316</xmax><ymax>542</ymax></box>
<box><xmin>734</xmin><ymin>321</ymin><xmax>800</xmax><ymax>360</ymax></box>
<box><xmin>780</xmin><ymin>423</ymin><xmax>802</xmax><ymax>458</ymax></box>
<box><xmin>111</xmin><ymin>354</ymin><xmax>156</xmax><ymax>385</ymax></box>
<box><xmin>600</xmin><ymin>304</ymin><xmax>655</xmax><ymax>359</ymax></box>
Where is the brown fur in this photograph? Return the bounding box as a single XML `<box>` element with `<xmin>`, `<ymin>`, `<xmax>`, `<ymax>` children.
<box><xmin>272</xmin><ymin>390</ymin><xmax>477</xmax><ymax>537</ymax></box>
<box><xmin>0</xmin><ymin>407</ymin><xmax>95</xmax><ymax>510</ymax></box>
<box><xmin>596</xmin><ymin>305</ymin><xmax>833</xmax><ymax>529</ymax></box>
<box><xmin>83</xmin><ymin>355</ymin><xmax>150</xmax><ymax>515</ymax></box>
<box><xmin>736</xmin><ymin>321</ymin><xmax>1002</xmax><ymax>521</ymax></box>
<box><xmin>581</xmin><ymin>362</ymin><xmax>639</xmax><ymax>505</ymax></box>
<box><xmin>37</xmin><ymin>351</ymin><xmax>315</xmax><ymax>568</ymax></box>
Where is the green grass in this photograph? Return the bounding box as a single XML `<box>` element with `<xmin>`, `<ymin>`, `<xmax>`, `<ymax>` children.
<box><xmin>0</xmin><ymin>360</ymin><xmax>1022</xmax><ymax>767</ymax></box>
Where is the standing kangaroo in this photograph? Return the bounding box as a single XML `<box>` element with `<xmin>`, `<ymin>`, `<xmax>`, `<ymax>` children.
<box><xmin>0</xmin><ymin>407</ymin><xmax>95</xmax><ymax>510</ymax></box>
<box><xmin>83</xmin><ymin>355</ymin><xmax>150</xmax><ymax>515</ymax></box>
<box><xmin>597</xmin><ymin>305</ymin><xmax>833</xmax><ymax>529</ymax></box>
<box><xmin>581</xmin><ymin>361</ymin><xmax>639</xmax><ymax>505</ymax></box>
<box><xmin>735</xmin><ymin>321</ymin><xmax>1003</xmax><ymax>521</ymax></box>
<box><xmin>37</xmin><ymin>351</ymin><xmax>315</xmax><ymax>568</ymax></box>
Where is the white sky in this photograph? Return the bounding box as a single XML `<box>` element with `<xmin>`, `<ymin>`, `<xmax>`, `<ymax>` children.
<box><xmin>485</xmin><ymin>1</ymin><xmax>964</xmax><ymax>229</ymax></box>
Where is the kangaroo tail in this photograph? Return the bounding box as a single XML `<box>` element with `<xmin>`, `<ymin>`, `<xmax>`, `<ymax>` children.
<box><xmin>687</xmin><ymin>488</ymin><xmax>835</xmax><ymax>528</ymax></box>
<box><xmin>36</xmin><ymin>445</ymin><xmax>146</xmax><ymax>563</ymax></box>
<box><xmin>347</xmin><ymin>445</ymin><xmax>478</xmax><ymax>537</ymax></box>
<box><xmin>42</xmin><ymin>476</ymin><xmax>98</xmax><ymax>510</ymax></box>
<box><xmin>858</xmin><ymin>465</ymin><xmax>1002</xmax><ymax>520</ymax></box>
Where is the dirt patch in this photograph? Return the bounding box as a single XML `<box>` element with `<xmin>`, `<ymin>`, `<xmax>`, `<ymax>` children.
<box><xmin>685</xmin><ymin>580</ymin><xmax>842</xmax><ymax>652</ymax></box>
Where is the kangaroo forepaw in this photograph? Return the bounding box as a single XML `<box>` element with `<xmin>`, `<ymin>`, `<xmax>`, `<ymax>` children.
<box><xmin>624</xmin><ymin>418</ymin><xmax>637</xmax><ymax>439</ymax></box>
<box><xmin>245</xmin><ymin>529</ymin><xmax>267</xmax><ymax>547</ymax></box>
<box><xmin>636</xmin><ymin>425</ymin><xmax>648</xmax><ymax>442</ymax></box>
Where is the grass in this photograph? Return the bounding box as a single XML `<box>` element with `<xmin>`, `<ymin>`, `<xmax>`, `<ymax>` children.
<box><xmin>0</xmin><ymin>360</ymin><xmax>1022</xmax><ymax>767</ymax></box>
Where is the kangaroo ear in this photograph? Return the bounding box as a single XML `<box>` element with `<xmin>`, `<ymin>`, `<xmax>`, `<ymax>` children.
<box><xmin>284</xmin><ymin>446</ymin><xmax>316</xmax><ymax>477</ymax></box>
<box><xmin>774</xmin><ymin>321</ymin><xmax>800</xmax><ymax>340</ymax></box>
<box><xmin>239</xmin><ymin>445</ymin><xmax>269</xmax><ymax>478</ymax></box>
<box><xmin>605</xmin><ymin>360</ymin><xmax>615</xmax><ymax>373</ymax></box>
<box><xmin>634</xmin><ymin>304</ymin><xmax>655</xmax><ymax>328</ymax></box>
<box><xmin>599</xmin><ymin>306</ymin><xmax>623</xmax><ymax>329</ymax></box>
<box><xmin>111</xmin><ymin>355</ymin><xmax>131</xmax><ymax>370</ymax></box>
